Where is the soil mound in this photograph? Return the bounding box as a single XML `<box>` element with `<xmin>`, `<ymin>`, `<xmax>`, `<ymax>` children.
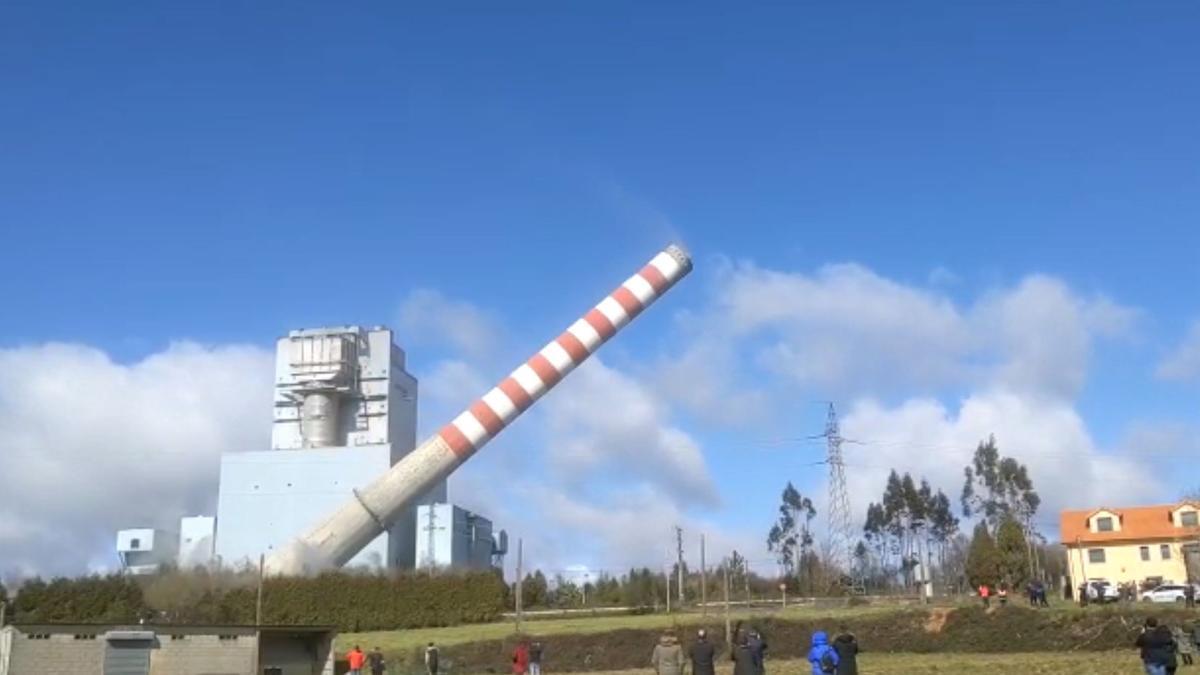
<box><xmin>407</xmin><ymin>606</ymin><xmax>1195</xmax><ymax>674</ymax></box>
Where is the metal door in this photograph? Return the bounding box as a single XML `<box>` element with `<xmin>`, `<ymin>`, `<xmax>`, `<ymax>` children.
<box><xmin>104</xmin><ymin>640</ymin><xmax>151</xmax><ymax>675</ymax></box>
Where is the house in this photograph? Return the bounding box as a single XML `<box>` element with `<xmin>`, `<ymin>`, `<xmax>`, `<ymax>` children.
<box><xmin>1060</xmin><ymin>501</ymin><xmax>1200</xmax><ymax>589</ymax></box>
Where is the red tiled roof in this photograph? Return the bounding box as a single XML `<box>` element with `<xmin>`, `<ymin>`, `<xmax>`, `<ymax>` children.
<box><xmin>1060</xmin><ymin>502</ymin><xmax>1200</xmax><ymax>544</ymax></box>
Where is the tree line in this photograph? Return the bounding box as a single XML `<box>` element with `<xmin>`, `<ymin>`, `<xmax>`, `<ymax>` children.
<box><xmin>764</xmin><ymin>434</ymin><xmax>1066</xmax><ymax>595</ymax></box>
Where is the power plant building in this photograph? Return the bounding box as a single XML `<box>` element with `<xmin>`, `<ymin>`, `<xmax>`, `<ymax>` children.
<box><xmin>214</xmin><ymin>326</ymin><xmax>444</xmax><ymax>569</ymax></box>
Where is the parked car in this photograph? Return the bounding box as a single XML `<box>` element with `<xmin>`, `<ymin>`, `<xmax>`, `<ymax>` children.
<box><xmin>1140</xmin><ymin>583</ymin><xmax>1200</xmax><ymax>603</ymax></box>
<box><xmin>1087</xmin><ymin>580</ymin><xmax>1121</xmax><ymax>603</ymax></box>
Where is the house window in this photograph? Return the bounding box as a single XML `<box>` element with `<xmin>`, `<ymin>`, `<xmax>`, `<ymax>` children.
<box><xmin>1161</xmin><ymin>544</ymin><xmax>1172</xmax><ymax>560</ymax></box>
<box><xmin>1182</xmin><ymin>511</ymin><xmax>1198</xmax><ymax>527</ymax></box>
<box><xmin>1096</xmin><ymin>517</ymin><xmax>1114</xmax><ymax>532</ymax></box>
<box><xmin>1088</xmin><ymin>548</ymin><xmax>1106</xmax><ymax>563</ymax></box>
<box><xmin>130</xmin><ymin>538</ymin><xmax>141</xmax><ymax>549</ymax></box>
<box><xmin>1140</xmin><ymin>546</ymin><xmax>1150</xmax><ymax>561</ymax></box>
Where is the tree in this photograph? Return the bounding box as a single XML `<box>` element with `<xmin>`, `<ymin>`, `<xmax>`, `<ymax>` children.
<box><xmin>767</xmin><ymin>482</ymin><xmax>816</xmax><ymax>583</ymax></box>
<box><xmin>862</xmin><ymin>471</ymin><xmax>958</xmax><ymax>589</ymax></box>
<box><xmin>995</xmin><ymin>517</ymin><xmax>1031</xmax><ymax>586</ymax></box>
<box><xmin>961</xmin><ymin>435</ymin><xmax>1040</xmax><ymax>528</ymax></box>
<box><xmin>965</xmin><ymin>522</ymin><xmax>1001</xmax><ymax>588</ymax></box>
<box><xmin>522</xmin><ymin>570</ymin><xmax>549</xmax><ymax>608</ymax></box>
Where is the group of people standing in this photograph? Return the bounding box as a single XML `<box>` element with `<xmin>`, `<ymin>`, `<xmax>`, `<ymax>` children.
<box><xmin>1134</xmin><ymin>617</ymin><xmax>1199</xmax><ymax>675</ymax></box>
<box><xmin>650</xmin><ymin>626</ymin><xmax>860</xmax><ymax>675</ymax></box>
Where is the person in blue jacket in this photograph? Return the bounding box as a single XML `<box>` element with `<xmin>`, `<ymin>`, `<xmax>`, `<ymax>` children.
<box><xmin>807</xmin><ymin>631</ymin><xmax>839</xmax><ymax>675</ymax></box>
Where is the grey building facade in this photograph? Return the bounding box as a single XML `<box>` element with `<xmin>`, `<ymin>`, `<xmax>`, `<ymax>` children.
<box><xmin>0</xmin><ymin>624</ymin><xmax>335</xmax><ymax>675</ymax></box>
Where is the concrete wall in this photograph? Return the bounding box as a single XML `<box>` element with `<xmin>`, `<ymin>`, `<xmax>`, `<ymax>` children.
<box><xmin>149</xmin><ymin>633</ymin><xmax>255</xmax><ymax>675</ymax></box>
<box><xmin>1</xmin><ymin>626</ymin><xmax>333</xmax><ymax>675</ymax></box>
<box><xmin>216</xmin><ymin>445</ymin><xmax>396</xmax><ymax>569</ymax></box>
<box><xmin>1067</xmin><ymin>539</ymin><xmax>1191</xmax><ymax>586</ymax></box>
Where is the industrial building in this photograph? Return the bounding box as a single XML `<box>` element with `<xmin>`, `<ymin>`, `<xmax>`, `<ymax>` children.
<box><xmin>116</xmin><ymin>325</ymin><xmax>502</xmax><ymax>572</ymax></box>
<box><xmin>0</xmin><ymin>623</ymin><xmax>335</xmax><ymax>675</ymax></box>
<box><xmin>115</xmin><ymin>529</ymin><xmax>178</xmax><ymax>576</ymax></box>
<box><xmin>416</xmin><ymin>503</ymin><xmax>508</xmax><ymax>570</ymax></box>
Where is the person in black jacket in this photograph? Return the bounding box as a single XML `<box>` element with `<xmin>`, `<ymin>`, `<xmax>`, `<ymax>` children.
<box><xmin>689</xmin><ymin>630</ymin><xmax>716</xmax><ymax>675</ymax></box>
<box><xmin>831</xmin><ymin>627</ymin><xmax>859</xmax><ymax>675</ymax></box>
<box><xmin>1135</xmin><ymin>617</ymin><xmax>1176</xmax><ymax>675</ymax></box>
<box><xmin>731</xmin><ymin>631</ymin><xmax>757</xmax><ymax>675</ymax></box>
<box><xmin>747</xmin><ymin>630</ymin><xmax>767</xmax><ymax>675</ymax></box>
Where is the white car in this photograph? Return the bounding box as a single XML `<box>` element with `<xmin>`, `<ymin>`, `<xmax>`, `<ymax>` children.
<box><xmin>1140</xmin><ymin>584</ymin><xmax>1199</xmax><ymax>603</ymax></box>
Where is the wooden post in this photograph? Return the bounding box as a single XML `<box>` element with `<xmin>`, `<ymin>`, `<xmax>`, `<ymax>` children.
<box><xmin>515</xmin><ymin>539</ymin><xmax>524</xmax><ymax>635</ymax></box>
<box><xmin>700</xmin><ymin>535</ymin><xmax>708</xmax><ymax>617</ymax></box>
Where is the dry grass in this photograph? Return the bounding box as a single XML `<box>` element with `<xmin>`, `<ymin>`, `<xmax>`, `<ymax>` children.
<box><xmin>583</xmin><ymin>653</ymin><xmax>1145</xmax><ymax>675</ymax></box>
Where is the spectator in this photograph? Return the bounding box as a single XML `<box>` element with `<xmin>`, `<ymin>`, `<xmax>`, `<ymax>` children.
<box><xmin>731</xmin><ymin>631</ymin><xmax>757</xmax><ymax>675</ymax></box>
<box><xmin>807</xmin><ymin>632</ymin><xmax>839</xmax><ymax>675</ymax></box>
<box><xmin>513</xmin><ymin>640</ymin><xmax>530</xmax><ymax>675</ymax></box>
<box><xmin>1026</xmin><ymin>582</ymin><xmax>1037</xmax><ymax>607</ymax></box>
<box><xmin>425</xmin><ymin>643</ymin><xmax>440</xmax><ymax>675</ymax></box>
<box><xmin>1172</xmin><ymin>625</ymin><xmax>1194</xmax><ymax>667</ymax></box>
<box><xmin>978</xmin><ymin>584</ymin><xmax>990</xmax><ymax>608</ymax></box>
<box><xmin>998</xmin><ymin>587</ymin><xmax>1008</xmax><ymax>607</ymax></box>
<box><xmin>1078</xmin><ymin>583</ymin><xmax>1089</xmax><ymax>607</ymax></box>
<box><xmin>747</xmin><ymin>630</ymin><xmax>768</xmax><ymax>675</ymax></box>
<box><xmin>651</xmin><ymin>631</ymin><xmax>684</xmax><ymax>675</ymax></box>
<box><xmin>368</xmin><ymin>647</ymin><xmax>386</xmax><ymax>675</ymax></box>
<box><xmin>347</xmin><ymin>646</ymin><xmax>367</xmax><ymax>675</ymax></box>
<box><xmin>689</xmin><ymin>630</ymin><xmax>715</xmax><ymax>675</ymax></box>
<box><xmin>831</xmin><ymin>626</ymin><xmax>859</xmax><ymax>675</ymax></box>
<box><xmin>529</xmin><ymin>642</ymin><xmax>543</xmax><ymax>675</ymax></box>
<box><xmin>1185</xmin><ymin>584</ymin><xmax>1196</xmax><ymax>610</ymax></box>
<box><xmin>1135</xmin><ymin>617</ymin><xmax>1176</xmax><ymax>675</ymax></box>
<box><xmin>1037</xmin><ymin>581</ymin><xmax>1049</xmax><ymax>608</ymax></box>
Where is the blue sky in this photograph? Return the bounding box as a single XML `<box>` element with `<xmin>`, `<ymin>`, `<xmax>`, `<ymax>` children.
<box><xmin>2</xmin><ymin>3</ymin><xmax>1199</xmax><ymax>578</ymax></box>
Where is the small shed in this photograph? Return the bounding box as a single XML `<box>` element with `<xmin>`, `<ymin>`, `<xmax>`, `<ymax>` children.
<box><xmin>0</xmin><ymin>623</ymin><xmax>335</xmax><ymax>675</ymax></box>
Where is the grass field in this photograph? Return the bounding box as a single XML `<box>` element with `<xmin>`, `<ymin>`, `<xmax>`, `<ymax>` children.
<box><xmin>344</xmin><ymin>604</ymin><xmax>916</xmax><ymax>655</ymax></box>
<box><xmin>582</xmin><ymin>653</ymin><xmax>1147</xmax><ymax>675</ymax></box>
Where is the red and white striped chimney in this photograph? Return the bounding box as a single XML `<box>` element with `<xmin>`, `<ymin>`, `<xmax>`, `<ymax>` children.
<box><xmin>266</xmin><ymin>244</ymin><xmax>693</xmax><ymax>573</ymax></box>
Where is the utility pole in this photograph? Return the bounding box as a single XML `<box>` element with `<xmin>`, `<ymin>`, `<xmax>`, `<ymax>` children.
<box><xmin>665</xmin><ymin>569</ymin><xmax>671</xmax><ymax>614</ymax></box>
<box><xmin>254</xmin><ymin>553</ymin><xmax>265</xmax><ymax>674</ymax></box>
<box><xmin>723</xmin><ymin>562</ymin><xmax>731</xmax><ymax>646</ymax></box>
<box><xmin>255</xmin><ymin>553</ymin><xmax>265</xmax><ymax>625</ymax></box>
<box><xmin>700</xmin><ymin>534</ymin><xmax>708</xmax><ymax>616</ymax></box>
<box><xmin>675</xmin><ymin>526</ymin><xmax>685</xmax><ymax>608</ymax></box>
<box><xmin>515</xmin><ymin>539</ymin><xmax>524</xmax><ymax>634</ymax></box>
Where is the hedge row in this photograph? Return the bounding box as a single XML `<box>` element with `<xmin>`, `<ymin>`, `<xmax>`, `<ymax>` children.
<box><xmin>10</xmin><ymin>570</ymin><xmax>507</xmax><ymax>632</ymax></box>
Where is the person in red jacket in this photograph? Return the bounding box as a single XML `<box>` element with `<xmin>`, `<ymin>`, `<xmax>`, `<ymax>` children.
<box><xmin>978</xmin><ymin>584</ymin><xmax>990</xmax><ymax>608</ymax></box>
<box><xmin>512</xmin><ymin>640</ymin><xmax>530</xmax><ymax>675</ymax></box>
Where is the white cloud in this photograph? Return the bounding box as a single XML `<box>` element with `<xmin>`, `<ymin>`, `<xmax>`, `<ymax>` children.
<box><xmin>397</xmin><ymin>289</ymin><xmax>502</xmax><ymax>360</ymax></box>
<box><xmin>542</xmin><ymin>358</ymin><xmax>718</xmax><ymax>508</ymax></box>
<box><xmin>1156</xmin><ymin>320</ymin><xmax>1200</xmax><ymax>381</ymax></box>
<box><xmin>0</xmin><ymin>342</ymin><xmax>273</xmax><ymax>578</ymax></box>
<box><xmin>508</xmin><ymin>485</ymin><xmax>763</xmax><ymax>576</ymax></box>
<box><xmin>660</xmin><ymin>261</ymin><xmax>1136</xmax><ymax>406</ymax></box>
<box><xmin>973</xmin><ymin>275</ymin><xmax>1136</xmax><ymax>398</ymax></box>
<box><xmin>840</xmin><ymin>389</ymin><xmax>1164</xmax><ymax>539</ymax></box>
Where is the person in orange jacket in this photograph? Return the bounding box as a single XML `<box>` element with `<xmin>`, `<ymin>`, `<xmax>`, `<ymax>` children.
<box><xmin>347</xmin><ymin>645</ymin><xmax>367</xmax><ymax>675</ymax></box>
